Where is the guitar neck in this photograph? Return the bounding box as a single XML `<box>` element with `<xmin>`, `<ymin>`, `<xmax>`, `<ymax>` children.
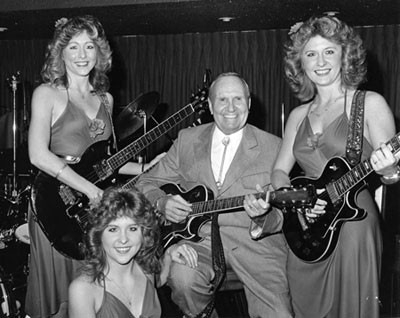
<box><xmin>187</xmin><ymin>185</ymin><xmax>313</xmax><ymax>217</ymax></box>
<box><xmin>122</xmin><ymin>163</ymin><xmax>159</xmax><ymax>190</ymax></box>
<box><xmin>332</xmin><ymin>132</ymin><xmax>400</xmax><ymax>198</ymax></box>
<box><xmin>106</xmin><ymin>103</ymin><xmax>195</xmax><ymax>171</ymax></box>
<box><xmin>189</xmin><ymin>192</ymin><xmax>266</xmax><ymax>217</ymax></box>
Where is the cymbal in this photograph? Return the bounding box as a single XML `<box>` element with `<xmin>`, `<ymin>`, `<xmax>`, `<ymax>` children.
<box><xmin>115</xmin><ymin>91</ymin><xmax>160</xmax><ymax>141</ymax></box>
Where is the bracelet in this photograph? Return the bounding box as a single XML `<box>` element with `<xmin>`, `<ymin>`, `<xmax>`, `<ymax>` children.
<box><xmin>55</xmin><ymin>163</ymin><xmax>67</xmax><ymax>180</ymax></box>
<box><xmin>155</xmin><ymin>197</ymin><xmax>163</xmax><ymax>211</ymax></box>
<box><xmin>380</xmin><ymin>165</ymin><xmax>400</xmax><ymax>185</ymax></box>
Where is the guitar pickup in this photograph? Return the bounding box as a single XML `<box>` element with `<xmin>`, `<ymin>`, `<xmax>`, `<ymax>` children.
<box><xmin>93</xmin><ymin>160</ymin><xmax>113</xmax><ymax>180</ymax></box>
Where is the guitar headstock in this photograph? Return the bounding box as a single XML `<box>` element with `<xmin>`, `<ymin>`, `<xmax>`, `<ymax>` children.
<box><xmin>270</xmin><ymin>184</ymin><xmax>316</xmax><ymax>210</ymax></box>
<box><xmin>190</xmin><ymin>86</ymin><xmax>209</xmax><ymax>113</ymax></box>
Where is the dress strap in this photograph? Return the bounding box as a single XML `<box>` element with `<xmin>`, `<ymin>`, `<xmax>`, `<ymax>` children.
<box><xmin>98</xmin><ymin>92</ymin><xmax>118</xmax><ymax>151</ymax></box>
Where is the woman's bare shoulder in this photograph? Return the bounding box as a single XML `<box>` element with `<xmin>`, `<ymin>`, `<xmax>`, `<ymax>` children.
<box><xmin>33</xmin><ymin>83</ymin><xmax>65</xmax><ymax>100</ymax></box>
<box><xmin>69</xmin><ymin>274</ymin><xmax>102</xmax><ymax>296</ymax></box>
<box><xmin>287</xmin><ymin>102</ymin><xmax>310</xmax><ymax>126</ymax></box>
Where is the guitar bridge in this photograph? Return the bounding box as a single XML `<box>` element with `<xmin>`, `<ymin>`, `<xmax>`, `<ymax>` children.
<box><xmin>59</xmin><ymin>184</ymin><xmax>80</xmax><ymax>206</ymax></box>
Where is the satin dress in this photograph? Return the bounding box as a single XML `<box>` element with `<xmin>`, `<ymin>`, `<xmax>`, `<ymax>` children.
<box><xmin>25</xmin><ymin>93</ymin><xmax>112</xmax><ymax>318</ymax></box>
<box><xmin>287</xmin><ymin>98</ymin><xmax>382</xmax><ymax>318</ymax></box>
<box><xmin>96</xmin><ymin>274</ymin><xmax>161</xmax><ymax>318</ymax></box>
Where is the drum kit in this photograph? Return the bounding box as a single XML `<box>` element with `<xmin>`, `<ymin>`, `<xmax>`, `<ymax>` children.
<box><xmin>0</xmin><ymin>72</ymin><xmax>31</xmax><ymax>318</ymax></box>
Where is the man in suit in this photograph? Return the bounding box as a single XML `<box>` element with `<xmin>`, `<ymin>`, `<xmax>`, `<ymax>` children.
<box><xmin>135</xmin><ymin>72</ymin><xmax>293</xmax><ymax>318</ymax></box>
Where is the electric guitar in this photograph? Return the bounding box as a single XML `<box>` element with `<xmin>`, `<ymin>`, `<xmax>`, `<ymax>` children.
<box><xmin>284</xmin><ymin>132</ymin><xmax>400</xmax><ymax>263</ymax></box>
<box><xmin>31</xmin><ymin>88</ymin><xmax>209</xmax><ymax>260</ymax></box>
<box><xmin>159</xmin><ymin>183</ymin><xmax>316</xmax><ymax>250</ymax></box>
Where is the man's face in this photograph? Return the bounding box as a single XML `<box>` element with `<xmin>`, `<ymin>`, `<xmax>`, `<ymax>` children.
<box><xmin>208</xmin><ymin>76</ymin><xmax>250</xmax><ymax>135</ymax></box>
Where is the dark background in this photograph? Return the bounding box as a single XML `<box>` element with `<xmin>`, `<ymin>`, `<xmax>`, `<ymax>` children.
<box><xmin>0</xmin><ymin>0</ymin><xmax>399</xmax><ymax>317</ymax></box>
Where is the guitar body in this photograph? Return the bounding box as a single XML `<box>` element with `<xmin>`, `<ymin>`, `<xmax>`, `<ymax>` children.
<box><xmin>286</xmin><ymin>156</ymin><xmax>367</xmax><ymax>263</ymax></box>
<box><xmin>160</xmin><ymin>183</ymin><xmax>214</xmax><ymax>250</ymax></box>
<box><xmin>32</xmin><ymin>139</ymin><xmax>116</xmax><ymax>260</ymax></box>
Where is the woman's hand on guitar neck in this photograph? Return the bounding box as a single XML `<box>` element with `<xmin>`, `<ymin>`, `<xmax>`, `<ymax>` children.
<box><xmin>370</xmin><ymin>143</ymin><xmax>399</xmax><ymax>178</ymax></box>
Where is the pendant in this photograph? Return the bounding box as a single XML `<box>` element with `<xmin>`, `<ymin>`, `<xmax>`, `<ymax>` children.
<box><xmin>307</xmin><ymin>133</ymin><xmax>321</xmax><ymax>149</ymax></box>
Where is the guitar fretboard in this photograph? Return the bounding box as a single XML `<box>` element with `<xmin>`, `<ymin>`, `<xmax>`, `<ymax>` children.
<box><xmin>188</xmin><ymin>186</ymin><xmax>313</xmax><ymax>217</ymax></box>
<box><xmin>107</xmin><ymin>104</ymin><xmax>195</xmax><ymax>171</ymax></box>
<box><xmin>190</xmin><ymin>192</ymin><xmax>266</xmax><ymax>216</ymax></box>
<box><xmin>332</xmin><ymin>132</ymin><xmax>400</xmax><ymax>200</ymax></box>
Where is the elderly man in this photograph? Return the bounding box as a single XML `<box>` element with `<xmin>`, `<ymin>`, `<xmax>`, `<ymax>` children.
<box><xmin>136</xmin><ymin>72</ymin><xmax>293</xmax><ymax>318</ymax></box>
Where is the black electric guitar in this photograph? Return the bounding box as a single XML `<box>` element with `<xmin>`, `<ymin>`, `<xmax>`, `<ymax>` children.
<box><xmin>31</xmin><ymin>89</ymin><xmax>208</xmax><ymax>260</ymax></box>
<box><xmin>284</xmin><ymin>132</ymin><xmax>400</xmax><ymax>263</ymax></box>
<box><xmin>159</xmin><ymin>183</ymin><xmax>316</xmax><ymax>250</ymax></box>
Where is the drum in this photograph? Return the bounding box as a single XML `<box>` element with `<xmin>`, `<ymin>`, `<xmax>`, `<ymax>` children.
<box><xmin>0</xmin><ymin>266</ymin><xmax>18</xmax><ymax>318</ymax></box>
<box><xmin>14</xmin><ymin>224</ymin><xmax>29</xmax><ymax>245</ymax></box>
<box><xmin>0</xmin><ymin>228</ymin><xmax>15</xmax><ymax>250</ymax></box>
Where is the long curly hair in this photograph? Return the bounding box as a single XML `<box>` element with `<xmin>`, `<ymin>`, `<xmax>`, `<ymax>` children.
<box><xmin>41</xmin><ymin>15</ymin><xmax>112</xmax><ymax>93</ymax></box>
<box><xmin>284</xmin><ymin>15</ymin><xmax>367</xmax><ymax>101</ymax></box>
<box><xmin>81</xmin><ymin>186</ymin><xmax>162</xmax><ymax>284</ymax></box>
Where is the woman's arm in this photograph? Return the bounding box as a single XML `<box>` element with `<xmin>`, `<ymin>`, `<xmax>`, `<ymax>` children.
<box><xmin>68</xmin><ymin>277</ymin><xmax>97</xmax><ymax>318</ymax></box>
<box><xmin>272</xmin><ymin>106</ymin><xmax>306</xmax><ymax>189</ymax></box>
<box><xmin>364</xmin><ymin>91</ymin><xmax>399</xmax><ymax>179</ymax></box>
<box><xmin>118</xmin><ymin>152</ymin><xmax>166</xmax><ymax>175</ymax></box>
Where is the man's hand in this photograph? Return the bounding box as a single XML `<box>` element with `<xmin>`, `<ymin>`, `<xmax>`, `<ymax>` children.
<box><xmin>243</xmin><ymin>184</ymin><xmax>270</xmax><ymax>219</ymax></box>
<box><xmin>158</xmin><ymin>195</ymin><xmax>192</xmax><ymax>223</ymax></box>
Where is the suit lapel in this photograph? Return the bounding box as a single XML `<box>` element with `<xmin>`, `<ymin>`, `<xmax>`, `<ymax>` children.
<box><xmin>193</xmin><ymin>125</ymin><xmax>218</xmax><ymax>193</ymax></box>
<box><xmin>218</xmin><ymin>126</ymin><xmax>259</xmax><ymax>196</ymax></box>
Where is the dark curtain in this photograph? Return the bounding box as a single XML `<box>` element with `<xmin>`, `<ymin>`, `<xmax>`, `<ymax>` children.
<box><xmin>0</xmin><ymin>25</ymin><xmax>399</xmax><ymax>153</ymax></box>
<box><xmin>0</xmin><ymin>24</ymin><xmax>399</xmax><ymax>314</ymax></box>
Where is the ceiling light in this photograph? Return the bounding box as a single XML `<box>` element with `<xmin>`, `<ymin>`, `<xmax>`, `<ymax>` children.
<box><xmin>219</xmin><ymin>17</ymin><xmax>235</xmax><ymax>23</ymax></box>
<box><xmin>323</xmin><ymin>11</ymin><xmax>339</xmax><ymax>17</ymax></box>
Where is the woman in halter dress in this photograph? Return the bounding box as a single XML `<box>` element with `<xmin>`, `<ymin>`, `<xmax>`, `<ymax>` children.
<box><xmin>68</xmin><ymin>186</ymin><xmax>198</xmax><ymax>318</ymax></box>
<box><xmin>269</xmin><ymin>15</ymin><xmax>399</xmax><ymax>318</ymax></box>
<box><xmin>26</xmin><ymin>16</ymin><xmax>162</xmax><ymax>318</ymax></box>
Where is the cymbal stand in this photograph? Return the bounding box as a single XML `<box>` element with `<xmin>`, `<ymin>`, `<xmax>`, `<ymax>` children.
<box><xmin>136</xmin><ymin>109</ymin><xmax>148</xmax><ymax>167</ymax></box>
<box><xmin>7</xmin><ymin>72</ymin><xmax>21</xmax><ymax>201</ymax></box>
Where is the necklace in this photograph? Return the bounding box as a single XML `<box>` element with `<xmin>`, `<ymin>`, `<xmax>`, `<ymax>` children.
<box><xmin>107</xmin><ymin>275</ymin><xmax>133</xmax><ymax>306</ymax></box>
<box><xmin>309</xmin><ymin>91</ymin><xmax>347</xmax><ymax>117</ymax></box>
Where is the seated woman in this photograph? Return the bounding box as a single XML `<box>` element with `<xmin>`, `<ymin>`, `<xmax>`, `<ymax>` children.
<box><xmin>68</xmin><ymin>186</ymin><xmax>198</xmax><ymax>318</ymax></box>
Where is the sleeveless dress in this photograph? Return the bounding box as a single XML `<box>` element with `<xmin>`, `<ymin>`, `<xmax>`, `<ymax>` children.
<box><xmin>288</xmin><ymin>95</ymin><xmax>383</xmax><ymax>318</ymax></box>
<box><xmin>96</xmin><ymin>274</ymin><xmax>162</xmax><ymax>318</ymax></box>
<box><xmin>25</xmin><ymin>93</ymin><xmax>113</xmax><ymax>318</ymax></box>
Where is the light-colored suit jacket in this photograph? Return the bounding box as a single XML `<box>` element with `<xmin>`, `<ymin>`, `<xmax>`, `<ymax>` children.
<box><xmin>136</xmin><ymin>122</ymin><xmax>284</xmax><ymax>238</ymax></box>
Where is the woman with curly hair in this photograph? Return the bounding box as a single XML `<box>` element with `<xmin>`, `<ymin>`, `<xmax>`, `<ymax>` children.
<box><xmin>68</xmin><ymin>187</ymin><xmax>197</xmax><ymax>318</ymax></box>
<box><xmin>26</xmin><ymin>15</ymin><xmax>162</xmax><ymax>318</ymax></box>
<box><xmin>269</xmin><ymin>15</ymin><xmax>399</xmax><ymax>318</ymax></box>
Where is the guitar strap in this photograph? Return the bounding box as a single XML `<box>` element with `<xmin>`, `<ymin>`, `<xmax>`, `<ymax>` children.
<box><xmin>346</xmin><ymin>90</ymin><xmax>366</xmax><ymax>167</ymax></box>
<box><xmin>99</xmin><ymin>92</ymin><xmax>118</xmax><ymax>151</ymax></box>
